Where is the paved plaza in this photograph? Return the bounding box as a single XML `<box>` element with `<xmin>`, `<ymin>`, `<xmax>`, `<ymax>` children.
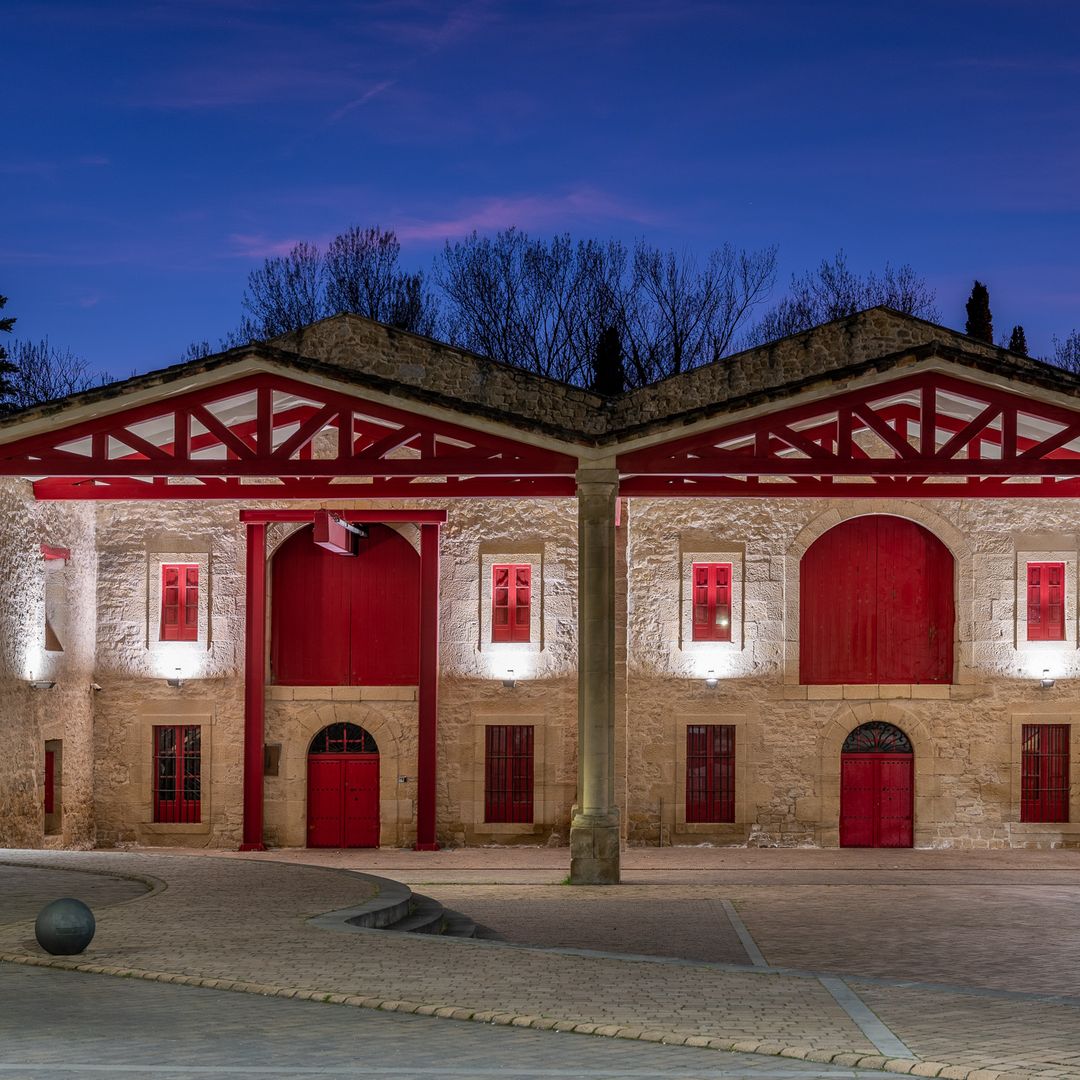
<box><xmin>2</xmin><ymin>848</ymin><xmax>1080</xmax><ymax>1078</ymax></box>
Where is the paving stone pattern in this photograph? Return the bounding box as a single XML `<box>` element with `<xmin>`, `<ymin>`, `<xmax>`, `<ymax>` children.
<box><xmin>5</xmin><ymin>849</ymin><xmax>1080</xmax><ymax>1077</ymax></box>
<box><xmin>0</xmin><ymin>964</ymin><xmax>875</xmax><ymax>1079</ymax></box>
<box><xmin>0</xmin><ymin>864</ymin><xmax>148</xmax><ymax>926</ymax></box>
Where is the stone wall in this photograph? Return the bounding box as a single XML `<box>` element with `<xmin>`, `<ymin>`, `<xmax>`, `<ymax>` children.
<box><xmin>625</xmin><ymin>494</ymin><xmax>1080</xmax><ymax>849</ymax></box>
<box><xmin>0</xmin><ymin>480</ymin><xmax>97</xmax><ymax>848</ymax></box>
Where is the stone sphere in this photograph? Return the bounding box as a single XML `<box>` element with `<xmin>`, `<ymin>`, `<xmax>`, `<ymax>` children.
<box><xmin>35</xmin><ymin>898</ymin><xmax>95</xmax><ymax>956</ymax></box>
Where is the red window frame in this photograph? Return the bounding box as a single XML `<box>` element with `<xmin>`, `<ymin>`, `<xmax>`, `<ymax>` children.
<box><xmin>484</xmin><ymin>724</ymin><xmax>534</xmax><ymax>823</ymax></box>
<box><xmin>686</xmin><ymin>724</ymin><xmax>735</xmax><ymax>823</ymax></box>
<box><xmin>492</xmin><ymin>564</ymin><xmax>531</xmax><ymax>643</ymax></box>
<box><xmin>44</xmin><ymin>749</ymin><xmax>55</xmax><ymax>815</ymax></box>
<box><xmin>1021</xmin><ymin>723</ymin><xmax>1069</xmax><ymax>823</ymax></box>
<box><xmin>691</xmin><ymin>563</ymin><xmax>732</xmax><ymax>642</ymax></box>
<box><xmin>161</xmin><ymin>564</ymin><xmax>199</xmax><ymax>642</ymax></box>
<box><xmin>153</xmin><ymin>724</ymin><xmax>202</xmax><ymax>823</ymax></box>
<box><xmin>1027</xmin><ymin>562</ymin><xmax>1065</xmax><ymax>642</ymax></box>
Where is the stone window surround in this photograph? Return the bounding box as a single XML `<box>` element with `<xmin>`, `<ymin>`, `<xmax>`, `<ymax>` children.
<box><xmin>134</xmin><ymin>707</ymin><xmax>213</xmax><ymax>837</ymax></box>
<box><xmin>672</xmin><ymin>712</ymin><xmax>749</xmax><ymax>835</ymax></box>
<box><xmin>478</xmin><ymin>549</ymin><xmax>543</xmax><ymax>653</ymax></box>
<box><xmin>784</xmin><ymin>502</ymin><xmax>974</xmax><ymax>690</ymax></box>
<box><xmin>679</xmin><ymin>546</ymin><xmax>744</xmax><ymax>653</ymax></box>
<box><xmin>470</xmin><ymin>715</ymin><xmax>548</xmax><ymax>834</ymax></box>
<box><xmin>1015</xmin><ymin>550</ymin><xmax>1078</xmax><ymax>650</ymax></box>
<box><xmin>146</xmin><ymin>552</ymin><xmax>212</xmax><ymax>651</ymax></box>
<box><xmin>1009</xmin><ymin>711</ymin><xmax>1080</xmax><ymax>834</ymax></box>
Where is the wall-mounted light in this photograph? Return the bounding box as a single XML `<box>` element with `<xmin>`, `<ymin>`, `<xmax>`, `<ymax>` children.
<box><xmin>91</xmin><ymin>682</ymin><xmax>103</xmax><ymax>693</ymax></box>
<box><xmin>704</xmin><ymin>669</ymin><xmax>719</xmax><ymax>690</ymax></box>
<box><xmin>502</xmin><ymin>668</ymin><xmax>517</xmax><ymax>689</ymax></box>
<box><xmin>29</xmin><ymin>676</ymin><xmax>56</xmax><ymax>690</ymax></box>
<box><xmin>166</xmin><ymin>667</ymin><xmax>183</xmax><ymax>689</ymax></box>
<box><xmin>1041</xmin><ymin>668</ymin><xmax>1055</xmax><ymax>690</ymax></box>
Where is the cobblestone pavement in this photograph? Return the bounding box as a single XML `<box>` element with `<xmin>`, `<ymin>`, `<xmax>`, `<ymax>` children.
<box><xmin>0</xmin><ymin>964</ymin><xmax>874</xmax><ymax>1079</ymax></box>
<box><xmin>0</xmin><ymin>866</ymin><xmax>148</xmax><ymax>926</ymax></box>
<box><xmin>3</xmin><ymin>848</ymin><xmax>1080</xmax><ymax>1077</ymax></box>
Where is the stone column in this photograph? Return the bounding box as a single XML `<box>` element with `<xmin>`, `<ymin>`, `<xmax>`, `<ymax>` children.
<box><xmin>570</xmin><ymin>467</ymin><xmax>621</xmax><ymax>884</ymax></box>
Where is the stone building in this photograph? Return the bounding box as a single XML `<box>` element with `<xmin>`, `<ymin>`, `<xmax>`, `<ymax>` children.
<box><xmin>3</xmin><ymin>306</ymin><xmax>1080</xmax><ymax>883</ymax></box>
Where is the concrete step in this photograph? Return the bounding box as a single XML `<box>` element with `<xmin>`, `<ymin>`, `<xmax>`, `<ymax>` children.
<box><xmin>385</xmin><ymin>893</ymin><xmax>446</xmax><ymax>935</ymax></box>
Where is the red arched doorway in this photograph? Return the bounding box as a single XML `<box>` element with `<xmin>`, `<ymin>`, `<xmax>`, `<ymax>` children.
<box><xmin>271</xmin><ymin>523</ymin><xmax>420</xmax><ymax>686</ymax></box>
<box><xmin>307</xmin><ymin>723</ymin><xmax>380</xmax><ymax>848</ymax></box>
<box><xmin>839</xmin><ymin>722</ymin><xmax>913</xmax><ymax>848</ymax></box>
<box><xmin>800</xmin><ymin>515</ymin><xmax>955</xmax><ymax>685</ymax></box>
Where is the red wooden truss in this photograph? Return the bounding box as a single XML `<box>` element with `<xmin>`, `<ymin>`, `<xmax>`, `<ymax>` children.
<box><xmin>619</xmin><ymin>371</ymin><xmax>1080</xmax><ymax>498</ymax></box>
<box><xmin>2</xmin><ymin>372</ymin><xmax>578</xmax><ymax>500</ymax></box>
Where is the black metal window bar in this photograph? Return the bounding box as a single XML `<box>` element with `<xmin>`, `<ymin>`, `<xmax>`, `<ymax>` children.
<box><xmin>686</xmin><ymin>724</ymin><xmax>735</xmax><ymax>822</ymax></box>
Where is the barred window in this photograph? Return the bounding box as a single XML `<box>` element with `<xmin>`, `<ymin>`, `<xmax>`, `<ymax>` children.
<box><xmin>686</xmin><ymin>725</ymin><xmax>735</xmax><ymax>823</ymax></box>
<box><xmin>484</xmin><ymin>725</ymin><xmax>534</xmax><ymax>823</ymax></box>
<box><xmin>1021</xmin><ymin>724</ymin><xmax>1069</xmax><ymax>823</ymax></box>
<box><xmin>154</xmin><ymin>725</ymin><xmax>201</xmax><ymax>823</ymax></box>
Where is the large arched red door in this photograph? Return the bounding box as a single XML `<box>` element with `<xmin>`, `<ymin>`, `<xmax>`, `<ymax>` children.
<box><xmin>271</xmin><ymin>523</ymin><xmax>420</xmax><ymax>686</ymax></box>
<box><xmin>801</xmin><ymin>515</ymin><xmax>954</xmax><ymax>684</ymax></box>
<box><xmin>307</xmin><ymin>723</ymin><xmax>380</xmax><ymax>848</ymax></box>
<box><xmin>840</xmin><ymin>722</ymin><xmax>913</xmax><ymax>848</ymax></box>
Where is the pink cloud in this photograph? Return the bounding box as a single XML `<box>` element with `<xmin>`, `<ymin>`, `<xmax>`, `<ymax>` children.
<box><xmin>394</xmin><ymin>188</ymin><xmax>661</xmax><ymax>241</ymax></box>
<box><xmin>226</xmin><ymin>233</ymin><xmax>313</xmax><ymax>259</ymax></box>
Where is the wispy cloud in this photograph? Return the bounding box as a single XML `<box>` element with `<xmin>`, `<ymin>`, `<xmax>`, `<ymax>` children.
<box><xmin>326</xmin><ymin>80</ymin><xmax>396</xmax><ymax>124</ymax></box>
<box><xmin>394</xmin><ymin>188</ymin><xmax>661</xmax><ymax>241</ymax></box>
<box><xmin>226</xmin><ymin>233</ymin><xmax>312</xmax><ymax>259</ymax></box>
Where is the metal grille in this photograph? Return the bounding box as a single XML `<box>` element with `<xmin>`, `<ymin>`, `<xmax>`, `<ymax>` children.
<box><xmin>842</xmin><ymin>722</ymin><xmax>913</xmax><ymax>755</ymax></box>
<box><xmin>154</xmin><ymin>724</ymin><xmax>201</xmax><ymax>823</ymax></box>
<box><xmin>484</xmin><ymin>724</ymin><xmax>534</xmax><ymax>823</ymax></box>
<box><xmin>309</xmin><ymin>723</ymin><xmax>379</xmax><ymax>755</ymax></box>
<box><xmin>686</xmin><ymin>724</ymin><xmax>735</xmax><ymax>822</ymax></box>
<box><xmin>1021</xmin><ymin>723</ymin><xmax>1070</xmax><ymax>823</ymax></box>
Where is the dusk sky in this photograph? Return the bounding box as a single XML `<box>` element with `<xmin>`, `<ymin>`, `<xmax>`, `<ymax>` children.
<box><xmin>3</xmin><ymin>1</ymin><xmax>1079</xmax><ymax>377</ymax></box>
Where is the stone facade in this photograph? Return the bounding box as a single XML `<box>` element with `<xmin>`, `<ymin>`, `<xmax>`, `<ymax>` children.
<box><xmin>4</xmin><ymin>308</ymin><xmax>1080</xmax><ymax>854</ymax></box>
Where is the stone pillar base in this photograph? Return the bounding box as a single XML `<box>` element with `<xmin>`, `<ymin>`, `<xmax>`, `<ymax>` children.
<box><xmin>569</xmin><ymin>811</ymin><xmax>621</xmax><ymax>884</ymax></box>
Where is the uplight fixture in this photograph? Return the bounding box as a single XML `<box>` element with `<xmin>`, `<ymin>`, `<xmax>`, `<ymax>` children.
<box><xmin>502</xmin><ymin>669</ymin><xmax>517</xmax><ymax>690</ymax></box>
<box><xmin>704</xmin><ymin>669</ymin><xmax>719</xmax><ymax>690</ymax></box>
<box><xmin>29</xmin><ymin>675</ymin><xmax>55</xmax><ymax>690</ymax></box>
<box><xmin>167</xmin><ymin>667</ymin><xmax>183</xmax><ymax>689</ymax></box>
<box><xmin>1041</xmin><ymin>669</ymin><xmax>1055</xmax><ymax>690</ymax></box>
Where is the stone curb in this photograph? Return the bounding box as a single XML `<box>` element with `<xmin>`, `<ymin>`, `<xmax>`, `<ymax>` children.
<box><xmin>0</xmin><ymin>951</ymin><xmax>1005</xmax><ymax>1080</ymax></box>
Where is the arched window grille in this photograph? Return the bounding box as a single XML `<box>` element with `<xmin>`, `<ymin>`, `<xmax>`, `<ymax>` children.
<box><xmin>842</xmin><ymin>722</ymin><xmax>913</xmax><ymax>755</ymax></box>
<box><xmin>309</xmin><ymin>723</ymin><xmax>379</xmax><ymax>755</ymax></box>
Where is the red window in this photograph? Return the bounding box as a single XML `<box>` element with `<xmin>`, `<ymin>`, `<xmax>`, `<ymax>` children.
<box><xmin>492</xmin><ymin>564</ymin><xmax>531</xmax><ymax>643</ymax></box>
<box><xmin>686</xmin><ymin>725</ymin><xmax>735</xmax><ymax>823</ymax></box>
<box><xmin>44</xmin><ymin>750</ymin><xmax>55</xmax><ymax>815</ymax></box>
<box><xmin>484</xmin><ymin>725</ymin><xmax>534</xmax><ymax>823</ymax></box>
<box><xmin>1021</xmin><ymin>724</ymin><xmax>1070</xmax><ymax>823</ymax></box>
<box><xmin>1027</xmin><ymin>562</ymin><xmax>1065</xmax><ymax>642</ymax></box>
<box><xmin>692</xmin><ymin>563</ymin><xmax>732</xmax><ymax>642</ymax></box>
<box><xmin>161</xmin><ymin>564</ymin><xmax>199</xmax><ymax>642</ymax></box>
<box><xmin>153</xmin><ymin>725</ymin><xmax>201</xmax><ymax>823</ymax></box>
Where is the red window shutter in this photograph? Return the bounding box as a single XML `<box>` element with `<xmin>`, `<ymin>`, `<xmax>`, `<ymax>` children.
<box><xmin>161</xmin><ymin>564</ymin><xmax>198</xmax><ymax>642</ymax></box>
<box><xmin>492</xmin><ymin>564</ymin><xmax>531</xmax><ymax>644</ymax></box>
<box><xmin>1021</xmin><ymin>724</ymin><xmax>1069</xmax><ymax>823</ymax></box>
<box><xmin>1028</xmin><ymin>562</ymin><xmax>1065</xmax><ymax>642</ymax></box>
<box><xmin>484</xmin><ymin>724</ymin><xmax>534</xmax><ymax>823</ymax></box>
<box><xmin>686</xmin><ymin>724</ymin><xmax>735</xmax><ymax>823</ymax></box>
<box><xmin>691</xmin><ymin>563</ymin><xmax>732</xmax><ymax>642</ymax></box>
<box><xmin>153</xmin><ymin>724</ymin><xmax>201</xmax><ymax>823</ymax></box>
<box><xmin>44</xmin><ymin>750</ymin><xmax>55</xmax><ymax>815</ymax></box>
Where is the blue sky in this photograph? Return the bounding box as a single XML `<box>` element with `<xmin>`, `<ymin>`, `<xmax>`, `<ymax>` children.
<box><xmin>3</xmin><ymin>1</ymin><xmax>1078</xmax><ymax>376</ymax></box>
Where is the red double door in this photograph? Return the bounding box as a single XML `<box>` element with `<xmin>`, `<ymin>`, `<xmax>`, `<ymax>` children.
<box><xmin>839</xmin><ymin>754</ymin><xmax>913</xmax><ymax>847</ymax></box>
<box><xmin>307</xmin><ymin>755</ymin><xmax>380</xmax><ymax>848</ymax></box>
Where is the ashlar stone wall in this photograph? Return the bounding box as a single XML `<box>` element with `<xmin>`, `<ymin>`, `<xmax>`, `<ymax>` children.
<box><xmin>624</xmin><ymin>494</ymin><xmax>1080</xmax><ymax>849</ymax></box>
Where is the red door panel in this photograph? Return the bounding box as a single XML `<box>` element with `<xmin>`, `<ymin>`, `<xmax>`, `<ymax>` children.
<box><xmin>802</xmin><ymin>516</ymin><xmax>954</xmax><ymax>684</ymax></box>
<box><xmin>878</xmin><ymin>756</ymin><xmax>914</xmax><ymax>847</ymax></box>
<box><xmin>307</xmin><ymin>754</ymin><xmax>380</xmax><ymax>848</ymax></box>
<box><xmin>840</xmin><ymin>754</ymin><xmax>913</xmax><ymax>848</ymax></box>
<box><xmin>272</xmin><ymin>524</ymin><xmax>420</xmax><ymax>686</ymax></box>
<box><xmin>839</xmin><ymin>757</ymin><xmax>877</xmax><ymax>847</ymax></box>
<box><xmin>343</xmin><ymin>757</ymin><xmax>380</xmax><ymax>847</ymax></box>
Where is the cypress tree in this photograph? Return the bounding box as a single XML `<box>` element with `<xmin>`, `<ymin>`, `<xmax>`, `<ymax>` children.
<box><xmin>964</xmin><ymin>281</ymin><xmax>994</xmax><ymax>343</ymax></box>
<box><xmin>1007</xmin><ymin>325</ymin><xmax>1028</xmax><ymax>356</ymax></box>
<box><xmin>591</xmin><ymin>325</ymin><xmax>625</xmax><ymax>396</ymax></box>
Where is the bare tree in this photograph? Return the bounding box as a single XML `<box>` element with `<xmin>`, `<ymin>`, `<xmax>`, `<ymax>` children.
<box><xmin>241</xmin><ymin>242</ymin><xmax>324</xmax><ymax>338</ymax></box>
<box><xmin>437</xmin><ymin>230</ymin><xmax>776</xmax><ymax>387</ymax></box>
<box><xmin>1053</xmin><ymin>330</ymin><xmax>1080</xmax><ymax>374</ymax></box>
<box><xmin>6</xmin><ymin>338</ymin><xmax>112</xmax><ymax>409</ymax></box>
<box><xmin>744</xmin><ymin>251</ymin><xmax>939</xmax><ymax>347</ymax></box>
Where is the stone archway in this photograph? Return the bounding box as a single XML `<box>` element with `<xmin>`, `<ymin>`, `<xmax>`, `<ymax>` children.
<box><xmin>819</xmin><ymin>701</ymin><xmax>939</xmax><ymax>848</ymax></box>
